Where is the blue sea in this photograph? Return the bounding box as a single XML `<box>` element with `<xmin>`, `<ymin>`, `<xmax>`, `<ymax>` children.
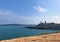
<box><xmin>0</xmin><ymin>25</ymin><xmax>58</xmax><ymax>40</ymax></box>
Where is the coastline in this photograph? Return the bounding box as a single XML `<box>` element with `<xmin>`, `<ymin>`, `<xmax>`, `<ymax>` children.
<box><xmin>0</xmin><ymin>32</ymin><xmax>60</xmax><ymax>42</ymax></box>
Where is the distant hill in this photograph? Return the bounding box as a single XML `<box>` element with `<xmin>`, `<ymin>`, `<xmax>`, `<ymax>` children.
<box><xmin>0</xmin><ymin>24</ymin><xmax>26</xmax><ymax>26</ymax></box>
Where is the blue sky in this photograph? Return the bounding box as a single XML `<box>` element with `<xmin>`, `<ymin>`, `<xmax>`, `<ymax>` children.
<box><xmin>0</xmin><ymin>0</ymin><xmax>60</xmax><ymax>24</ymax></box>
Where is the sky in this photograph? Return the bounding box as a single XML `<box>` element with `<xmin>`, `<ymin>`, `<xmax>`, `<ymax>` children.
<box><xmin>0</xmin><ymin>0</ymin><xmax>60</xmax><ymax>24</ymax></box>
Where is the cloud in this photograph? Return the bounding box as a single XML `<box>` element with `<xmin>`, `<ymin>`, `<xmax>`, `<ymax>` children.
<box><xmin>51</xmin><ymin>16</ymin><xmax>60</xmax><ymax>19</ymax></box>
<box><xmin>51</xmin><ymin>16</ymin><xmax>60</xmax><ymax>23</ymax></box>
<box><xmin>1</xmin><ymin>9</ymin><xmax>60</xmax><ymax>24</ymax></box>
<box><xmin>0</xmin><ymin>9</ymin><xmax>41</xmax><ymax>24</ymax></box>
<box><xmin>43</xmin><ymin>16</ymin><xmax>60</xmax><ymax>23</ymax></box>
<box><xmin>0</xmin><ymin>9</ymin><xmax>13</xmax><ymax>15</ymax></box>
<box><xmin>33</xmin><ymin>6</ymin><xmax>47</xmax><ymax>13</ymax></box>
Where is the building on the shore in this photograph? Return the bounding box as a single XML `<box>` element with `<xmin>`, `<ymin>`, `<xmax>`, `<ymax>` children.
<box><xmin>37</xmin><ymin>21</ymin><xmax>57</xmax><ymax>28</ymax></box>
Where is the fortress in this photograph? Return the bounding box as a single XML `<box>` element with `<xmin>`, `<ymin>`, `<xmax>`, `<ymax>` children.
<box><xmin>27</xmin><ymin>21</ymin><xmax>60</xmax><ymax>30</ymax></box>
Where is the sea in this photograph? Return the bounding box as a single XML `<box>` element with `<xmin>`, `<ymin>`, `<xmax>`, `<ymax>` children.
<box><xmin>0</xmin><ymin>25</ymin><xmax>58</xmax><ymax>40</ymax></box>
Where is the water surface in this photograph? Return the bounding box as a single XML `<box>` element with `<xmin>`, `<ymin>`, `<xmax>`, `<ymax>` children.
<box><xmin>0</xmin><ymin>25</ymin><xmax>58</xmax><ymax>40</ymax></box>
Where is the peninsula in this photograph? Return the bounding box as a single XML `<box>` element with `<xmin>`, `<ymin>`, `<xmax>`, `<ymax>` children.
<box><xmin>26</xmin><ymin>21</ymin><xmax>60</xmax><ymax>30</ymax></box>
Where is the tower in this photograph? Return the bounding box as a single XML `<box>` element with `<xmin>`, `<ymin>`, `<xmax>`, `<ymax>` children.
<box><xmin>45</xmin><ymin>21</ymin><xmax>46</xmax><ymax>24</ymax></box>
